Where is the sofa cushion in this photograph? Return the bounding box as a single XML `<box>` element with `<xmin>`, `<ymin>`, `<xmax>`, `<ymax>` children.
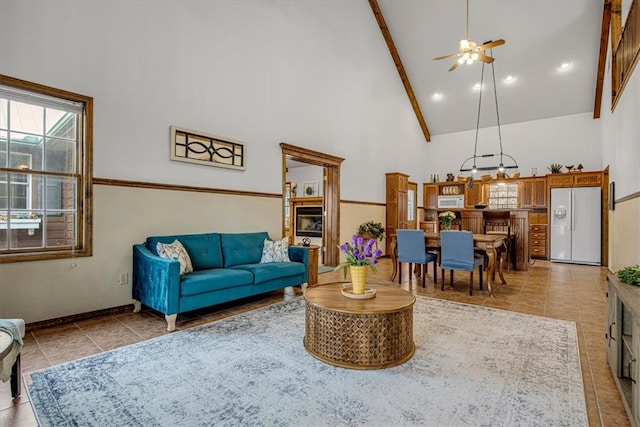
<box><xmin>260</xmin><ymin>238</ymin><xmax>291</xmax><ymax>263</ymax></box>
<box><xmin>147</xmin><ymin>233</ymin><xmax>222</xmax><ymax>270</ymax></box>
<box><xmin>179</xmin><ymin>269</ymin><xmax>254</xmax><ymax>297</ymax></box>
<box><xmin>220</xmin><ymin>232</ymin><xmax>269</xmax><ymax>268</ymax></box>
<box><xmin>232</xmin><ymin>262</ymin><xmax>305</xmax><ymax>285</ymax></box>
<box><xmin>156</xmin><ymin>240</ymin><xmax>193</xmax><ymax>275</ymax></box>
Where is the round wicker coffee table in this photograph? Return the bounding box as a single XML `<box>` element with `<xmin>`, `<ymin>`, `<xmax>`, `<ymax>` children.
<box><xmin>303</xmin><ymin>282</ymin><xmax>415</xmax><ymax>370</ymax></box>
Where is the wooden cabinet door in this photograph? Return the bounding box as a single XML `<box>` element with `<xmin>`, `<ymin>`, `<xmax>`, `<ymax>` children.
<box><xmin>464</xmin><ymin>181</ymin><xmax>483</xmax><ymax>207</ymax></box>
<box><xmin>521</xmin><ymin>177</ymin><xmax>547</xmax><ymax>208</ymax></box>
<box><xmin>533</xmin><ymin>178</ymin><xmax>547</xmax><ymax>207</ymax></box>
<box><xmin>520</xmin><ymin>178</ymin><xmax>534</xmax><ymax>208</ymax></box>
<box><xmin>386</xmin><ymin>173</ymin><xmax>409</xmax><ymax>254</ymax></box>
<box><xmin>423</xmin><ymin>183</ymin><xmax>438</xmax><ymax>209</ymax></box>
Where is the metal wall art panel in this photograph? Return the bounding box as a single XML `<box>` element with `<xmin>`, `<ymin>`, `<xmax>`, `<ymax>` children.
<box><xmin>170</xmin><ymin>125</ymin><xmax>245</xmax><ymax>171</ymax></box>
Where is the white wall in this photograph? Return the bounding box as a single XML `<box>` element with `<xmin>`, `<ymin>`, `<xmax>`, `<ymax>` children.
<box><xmin>287</xmin><ymin>165</ymin><xmax>324</xmax><ymax>198</ymax></box>
<box><xmin>599</xmin><ymin>32</ymin><xmax>640</xmax><ymax>272</ymax></box>
<box><xmin>422</xmin><ymin>113</ymin><xmax>603</xmax><ymax>198</ymax></box>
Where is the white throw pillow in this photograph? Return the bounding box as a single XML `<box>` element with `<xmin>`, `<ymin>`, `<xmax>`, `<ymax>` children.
<box><xmin>156</xmin><ymin>240</ymin><xmax>193</xmax><ymax>275</ymax></box>
<box><xmin>260</xmin><ymin>238</ymin><xmax>291</xmax><ymax>263</ymax></box>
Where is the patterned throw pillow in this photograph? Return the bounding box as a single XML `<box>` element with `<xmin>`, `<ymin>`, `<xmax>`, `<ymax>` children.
<box><xmin>156</xmin><ymin>240</ymin><xmax>194</xmax><ymax>275</ymax></box>
<box><xmin>260</xmin><ymin>238</ymin><xmax>291</xmax><ymax>263</ymax></box>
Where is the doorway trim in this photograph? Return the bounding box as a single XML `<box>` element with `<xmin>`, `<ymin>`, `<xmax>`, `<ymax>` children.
<box><xmin>280</xmin><ymin>143</ymin><xmax>344</xmax><ymax>267</ymax></box>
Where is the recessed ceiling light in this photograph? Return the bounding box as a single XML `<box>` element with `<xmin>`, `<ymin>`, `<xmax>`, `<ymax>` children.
<box><xmin>504</xmin><ymin>75</ymin><xmax>515</xmax><ymax>83</ymax></box>
<box><xmin>432</xmin><ymin>92</ymin><xmax>443</xmax><ymax>100</ymax></box>
<box><xmin>559</xmin><ymin>61</ymin><xmax>573</xmax><ymax>71</ymax></box>
<box><xmin>473</xmin><ymin>83</ymin><xmax>482</xmax><ymax>90</ymax></box>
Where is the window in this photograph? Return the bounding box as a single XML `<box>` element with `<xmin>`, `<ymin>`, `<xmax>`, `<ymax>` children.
<box><xmin>0</xmin><ymin>75</ymin><xmax>92</xmax><ymax>262</ymax></box>
<box><xmin>487</xmin><ymin>183</ymin><xmax>518</xmax><ymax>209</ymax></box>
<box><xmin>407</xmin><ymin>189</ymin><xmax>415</xmax><ymax>221</ymax></box>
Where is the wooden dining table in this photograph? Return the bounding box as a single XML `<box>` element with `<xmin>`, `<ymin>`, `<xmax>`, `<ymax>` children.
<box><xmin>389</xmin><ymin>232</ymin><xmax>507</xmax><ymax>297</ymax></box>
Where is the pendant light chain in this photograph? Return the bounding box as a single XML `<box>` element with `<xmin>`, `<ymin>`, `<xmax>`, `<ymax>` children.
<box><xmin>472</xmin><ymin>61</ymin><xmax>485</xmax><ymax>170</ymax></box>
<box><xmin>490</xmin><ymin>48</ymin><xmax>504</xmax><ymax>164</ymax></box>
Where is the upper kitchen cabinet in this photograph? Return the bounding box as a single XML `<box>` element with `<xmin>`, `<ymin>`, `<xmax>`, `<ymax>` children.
<box><xmin>423</xmin><ymin>183</ymin><xmax>438</xmax><ymax>209</ymax></box>
<box><xmin>546</xmin><ymin>171</ymin><xmax>602</xmax><ymax>188</ymax></box>
<box><xmin>464</xmin><ymin>180</ymin><xmax>484</xmax><ymax>208</ymax></box>
<box><xmin>520</xmin><ymin>177</ymin><xmax>547</xmax><ymax>208</ymax></box>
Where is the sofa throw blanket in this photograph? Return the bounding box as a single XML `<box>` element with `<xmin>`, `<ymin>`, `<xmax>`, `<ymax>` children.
<box><xmin>0</xmin><ymin>320</ymin><xmax>23</xmax><ymax>382</ymax></box>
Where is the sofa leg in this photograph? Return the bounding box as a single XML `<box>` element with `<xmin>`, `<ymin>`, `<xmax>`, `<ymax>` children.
<box><xmin>165</xmin><ymin>314</ymin><xmax>177</xmax><ymax>332</ymax></box>
<box><xmin>132</xmin><ymin>300</ymin><xmax>141</xmax><ymax>313</ymax></box>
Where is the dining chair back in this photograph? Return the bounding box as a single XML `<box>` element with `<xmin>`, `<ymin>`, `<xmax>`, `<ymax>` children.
<box><xmin>439</xmin><ymin>230</ymin><xmax>484</xmax><ymax>295</ymax></box>
<box><xmin>396</xmin><ymin>229</ymin><xmax>438</xmax><ymax>287</ymax></box>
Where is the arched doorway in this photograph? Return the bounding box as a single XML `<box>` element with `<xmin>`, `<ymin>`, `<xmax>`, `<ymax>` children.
<box><xmin>280</xmin><ymin>143</ymin><xmax>343</xmax><ymax>267</ymax></box>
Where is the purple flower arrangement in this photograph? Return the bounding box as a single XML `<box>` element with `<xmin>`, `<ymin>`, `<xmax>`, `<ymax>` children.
<box><xmin>334</xmin><ymin>234</ymin><xmax>384</xmax><ymax>278</ymax></box>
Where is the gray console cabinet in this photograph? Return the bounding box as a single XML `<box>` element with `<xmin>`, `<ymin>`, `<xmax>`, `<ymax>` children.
<box><xmin>607</xmin><ymin>271</ymin><xmax>640</xmax><ymax>426</ymax></box>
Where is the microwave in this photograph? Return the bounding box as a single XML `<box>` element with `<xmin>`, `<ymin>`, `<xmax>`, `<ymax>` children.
<box><xmin>437</xmin><ymin>195</ymin><xmax>465</xmax><ymax>208</ymax></box>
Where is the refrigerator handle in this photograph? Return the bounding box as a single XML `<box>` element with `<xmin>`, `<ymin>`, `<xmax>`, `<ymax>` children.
<box><xmin>571</xmin><ymin>190</ymin><xmax>576</xmax><ymax>231</ymax></box>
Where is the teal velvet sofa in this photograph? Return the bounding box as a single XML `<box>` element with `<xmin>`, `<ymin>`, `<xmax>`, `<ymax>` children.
<box><xmin>132</xmin><ymin>231</ymin><xmax>310</xmax><ymax>331</ymax></box>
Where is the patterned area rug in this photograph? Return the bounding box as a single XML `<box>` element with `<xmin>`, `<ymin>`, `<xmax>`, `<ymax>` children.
<box><xmin>318</xmin><ymin>265</ymin><xmax>334</xmax><ymax>274</ymax></box>
<box><xmin>28</xmin><ymin>295</ymin><xmax>587</xmax><ymax>426</ymax></box>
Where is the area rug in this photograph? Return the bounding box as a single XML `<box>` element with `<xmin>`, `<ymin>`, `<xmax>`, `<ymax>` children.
<box><xmin>318</xmin><ymin>265</ymin><xmax>334</xmax><ymax>274</ymax></box>
<box><xmin>28</xmin><ymin>295</ymin><xmax>587</xmax><ymax>426</ymax></box>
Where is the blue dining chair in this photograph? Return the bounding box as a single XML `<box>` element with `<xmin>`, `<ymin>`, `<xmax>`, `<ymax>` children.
<box><xmin>396</xmin><ymin>229</ymin><xmax>438</xmax><ymax>287</ymax></box>
<box><xmin>439</xmin><ymin>230</ymin><xmax>484</xmax><ymax>295</ymax></box>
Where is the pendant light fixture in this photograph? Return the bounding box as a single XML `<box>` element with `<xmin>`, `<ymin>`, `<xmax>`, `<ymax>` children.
<box><xmin>459</xmin><ymin>51</ymin><xmax>518</xmax><ymax>174</ymax></box>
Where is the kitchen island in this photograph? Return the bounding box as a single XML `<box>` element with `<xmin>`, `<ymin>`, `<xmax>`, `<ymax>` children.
<box><xmin>421</xmin><ymin>208</ymin><xmax>530</xmax><ymax>271</ymax></box>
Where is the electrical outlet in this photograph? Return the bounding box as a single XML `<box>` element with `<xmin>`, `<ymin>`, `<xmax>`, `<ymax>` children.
<box><xmin>118</xmin><ymin>272</ymin><xmax>129</xmax><ymax>285</ymax></box>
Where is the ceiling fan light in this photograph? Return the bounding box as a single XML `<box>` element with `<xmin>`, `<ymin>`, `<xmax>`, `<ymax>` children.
<box><xmin>466</xmin><ymin>58</ymin><xmax>473</xmax><ymax>65</ymax></box>
<box><xmin>458</xmin><ymin>57</ymin><xmax>465</xmax><ymax>64</ymax></box>
<box><xmin>471</xmin><ymin>52</ymin><xmax>478</xmax><ymax>61</ymax></box>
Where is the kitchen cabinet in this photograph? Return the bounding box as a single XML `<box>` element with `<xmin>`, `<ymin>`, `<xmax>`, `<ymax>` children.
<box><xmin>386</xmin><ymin>173</ymin><xmax>409</xmax><ymax>255</ymax></box>
<box><xmin>546</xmin><ymin>171</ymin><xmax>602</xmax><ymax>188</ymax></box>
<box><xmin>606</xmin><ymin>272</ymin><xmax>640</xmax><ymax>426</ymax></box>
<box><xmin>464</xmin><ymin>181</ymin><xmax>484</xmax><ymax>208</ymax></box>
<box><xmin>529</xmin><ymin>222</ymin><xmax>547</xmax><ymax>259</ymax></box>
<box><xmin>423</xmin><ymin>183</ymin><xmax>438</xmax><ymax>209</ymax></box>
<box><xmin>520</xmin><ymin>177</ymin><xmax>547</xmax><ymax>208</ymax></box>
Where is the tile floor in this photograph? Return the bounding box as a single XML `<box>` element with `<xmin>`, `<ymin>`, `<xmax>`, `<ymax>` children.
<box><xmin>0</xmin><ymin>258</ymin><xmax>630</xmax><ymax>426</ymax></box>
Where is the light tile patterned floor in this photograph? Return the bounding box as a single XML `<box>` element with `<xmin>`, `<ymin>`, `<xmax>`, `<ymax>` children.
<box><xmin>0</xmin><ymin>259</ymin><xmax>629</xmax><ymax>426</ymax></box>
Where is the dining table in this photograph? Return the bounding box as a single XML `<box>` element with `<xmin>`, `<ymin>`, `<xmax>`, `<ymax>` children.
<box><xmin>388</xmin><ymin>232</ymin><xmax>507</xmax><ymax>297</ymax></box>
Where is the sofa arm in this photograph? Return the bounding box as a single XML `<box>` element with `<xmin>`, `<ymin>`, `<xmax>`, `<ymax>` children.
<box><xmin>132</xmin><ymin>244</ymin><xmax>180</xmax><ymax>315</ymax></box>
<box><xmin>289</xmin><ymin>245</ymin><xmax>310</xmax><ymax>284</ymax></box>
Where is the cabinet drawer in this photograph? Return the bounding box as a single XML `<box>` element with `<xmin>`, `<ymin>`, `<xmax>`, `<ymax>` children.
<box><xmin>531</xmin><ymin>225</ymin><xmax>547</xmax><ymax>233</ymax></box>
<box><xmin>531</xmin><ymin>232</ymin><xmax>546</xmax><ymax>240</ymax></box>
<box><xmin>531</xmin><ymin>246</ymin><xmax>547</xmax><ymax>257</ymax></box>
<box><xmin>531</xmin><ymin>239</ymin><xmax>546</xmax><ymax>247</ymax></box>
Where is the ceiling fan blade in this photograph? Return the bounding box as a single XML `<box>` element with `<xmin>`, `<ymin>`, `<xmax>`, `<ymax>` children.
<box><xmin>448</xmin><ymin>61</ymin><xmax>460</xmax><ymax>72</ymax></box>
<box><xmin>476</xmin><ymin>53</ymin><xmax>495</xmax><ymax>64</ymax></box>
<box><xmin>476</xmin><ymin>39</ymin><xmax>505</xmax><ymax>51</ymax></box>
<box><xmin>433</xmin><ymin>53</ymin><xmax>460</xmax><ymax>61</ymax></box>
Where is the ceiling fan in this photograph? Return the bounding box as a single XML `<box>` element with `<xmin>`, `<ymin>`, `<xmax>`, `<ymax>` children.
<box><xmin>433</xmin><ymin>0</ymin><xmax>505</xmax><ymax>72</ymax></box>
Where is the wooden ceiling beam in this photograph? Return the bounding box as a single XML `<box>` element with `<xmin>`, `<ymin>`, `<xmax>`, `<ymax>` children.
<box><xmin>368</xmin><ymin>0</ymin><xmax>431</xmax><ymax>142</ymax></box>
<box><xmin>594</xmin><ymin>0</ymin><xmax>612</xmax><ymax>118</ymax></box>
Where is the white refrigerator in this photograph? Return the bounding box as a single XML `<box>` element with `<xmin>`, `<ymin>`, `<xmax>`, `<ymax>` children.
<box><xmin>550</xmin><ymin>186</ymin><xmax>601</xmax><ymax>265</ymax></box>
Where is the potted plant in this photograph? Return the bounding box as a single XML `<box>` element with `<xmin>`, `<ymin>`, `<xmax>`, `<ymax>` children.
<box><xmin>357</xmin><ymin>221</ymin><xmax>385</xmax><ymax>242</ymax></box>
<box><xmin>334</xmin><ymin>235</ymin><xmax>383</xmax><ymax>294</ymax></box>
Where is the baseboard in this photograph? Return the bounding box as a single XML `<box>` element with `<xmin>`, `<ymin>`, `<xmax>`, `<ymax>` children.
<box><xmin>26</xmin><ymin>304</ymin><xmax>133</xmax><ymax>333</ymax></box>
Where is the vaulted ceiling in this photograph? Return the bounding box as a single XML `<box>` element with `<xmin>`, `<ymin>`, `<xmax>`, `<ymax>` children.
<box><xmin>373</xmin><ymin>0</ymin><xmax>608</xmax><ymax>139</ymax></box>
